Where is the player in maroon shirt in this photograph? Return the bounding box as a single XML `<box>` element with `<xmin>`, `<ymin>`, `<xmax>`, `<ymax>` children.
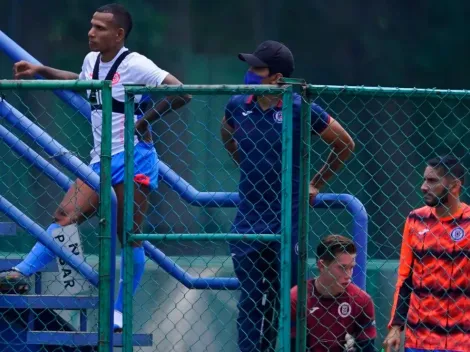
<box><xmin>291</xmin><ymin>235</ymin><xmax>377</xmax><ymax>351</ymax></box>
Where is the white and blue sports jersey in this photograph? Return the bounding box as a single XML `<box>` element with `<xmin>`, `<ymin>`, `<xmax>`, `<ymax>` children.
<box><xmin>225</xmin><ymin>93</ymin><xmax>330</xmax><ymax>254</ymax></box>
<box><xmin>79</xmin><ymin>46</ymin><xmax>169</xmax><ymax>164</ymax></box>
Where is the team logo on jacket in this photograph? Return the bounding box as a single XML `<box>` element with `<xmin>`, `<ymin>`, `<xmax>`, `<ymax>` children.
<box><xmin>417</xmin><ymin>228</ymin><xmax>429</xmax><ymax>236</ymax></box>
<box><xmin>338</xmin><ymin>302</ymin><xmax>351</xmax><ymax>318</ymax></box>
<box><xmin>450</xmin><ymin>227</ymin><xmax>465</xmax><ymax>242</ymax></box>
<box><xmin>273</xmin><ymin>111</ymin><xmax>283</xmax><ymax>123</ymax></box>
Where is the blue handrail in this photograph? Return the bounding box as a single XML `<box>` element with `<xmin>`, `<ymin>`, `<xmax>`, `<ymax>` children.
<box><xmin>142</xmin><ymin>241</ymin><xmax>239</xmax><ymax>289</ymax></box>
<box><xmin>0</xmin><ymin>99</ymin><xmax>117</xmax><ymax>292</ymax></box>
<box><xmin>158</xmin><ymin>162</ymin><xmax>239</xmax><ymax>207</ymax></box>
<box><xmin>0</xmin><ymin>196</ymin><xmax>99</xmax><ymax>286</ymax></box>
<box><xmin>311</xmin><ymin>194</ymin><xmax>368</xmax><ymax>289</ymax></box>
<box><xmin>0</xmin><ymin>30</ymin><xmax>91</xmax><ymax>121</ymax></box>
<box><xmin>157</xmin><ymin>165</ymin><xmax>369</xmax><ymax>289</ymax></box>
<box><xmin>0</xmin><ymin>123</ymin><xmax>73</xmax><ymax>191</ymax></box>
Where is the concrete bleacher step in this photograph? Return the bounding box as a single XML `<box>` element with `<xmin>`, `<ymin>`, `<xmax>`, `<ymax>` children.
<box><xmin>27</xmin><ymin>331</ymin><xmax>153</xmax><ymax>347</ymax></box>
<box><xmin>0</xmin><ymin>295</ymin><xmax>99</xmax><ymax>309</ymax></box>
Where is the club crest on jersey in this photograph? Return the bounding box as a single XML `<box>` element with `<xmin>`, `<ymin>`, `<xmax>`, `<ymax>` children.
<box><xmin>273</xmin><ymin>111</ymin><xmax>283</xmax><ymax>123</ymax></box>
<box><xmin>112</xmin><ymin>72</ymin><xmax>121</xmax><ymax>85</ymax></box>
<box><xmin>338</xmin><ymin>302</ymin><xmax>351</xmax><ymax>318</ymax></box>
<box><xmin>294</xmin><ymin>242</ymin><xmax>299</xmax><ymax>255</ymax></box>
<box><xmin>450</xmin><ymin>227</ymin><xmax>465</xmax><ymax>242</ymax></box>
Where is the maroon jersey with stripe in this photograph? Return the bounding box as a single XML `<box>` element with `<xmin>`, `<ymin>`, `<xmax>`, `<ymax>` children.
<box><xmin>291</xmin><ymin>279</ymin><xmax>376</xmax><ymax>351</ymax></box>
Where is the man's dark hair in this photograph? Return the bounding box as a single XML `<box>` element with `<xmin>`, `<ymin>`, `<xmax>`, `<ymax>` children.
<box><xmin>427</xmin><ymin>155</ymin><xmax>465</xmax><ymax>185</ymax></box>
<box><xmin>96</xmin><ymin>3</ymin><xmax>133</xmax><ymax>39</ymax></box>
<box><xmin>316</xmin><ymin>235</ymin><xmax>356</xmax><ymax>263</ymax></box>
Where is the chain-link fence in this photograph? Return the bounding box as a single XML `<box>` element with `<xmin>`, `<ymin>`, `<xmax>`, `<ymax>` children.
<box><xmin>1</xmin><ymin>79</ymin><xmax>470</xmax><ymax>352</ymax></box>
<box><xmin>116</xmin><ymin>83</ymin><xmax>366</xmax><ymax>352</ymax></box>
<box><xmin>0</xmin><ymin>80</ymin><xmax>116</xmax><ymax>351</ymax></box>
<box><xmin>121</xmin><ymin>84</ymin><xmax>298</xmax><ymax>352</ymax></box>
<box><xmin>112</xmin><ymin>83</ymin><xmax>469</xmax><ymax>352</ymax></box>
<box><xmin>305</xmin><ymin>85</ymin><xmax>470</xmax><ymax>352</ymax></box>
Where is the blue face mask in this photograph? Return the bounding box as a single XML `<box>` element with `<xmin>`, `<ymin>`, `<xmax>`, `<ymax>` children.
<box><xmin>244</xmin><ymin>71</ymin><xmax>265</xmax><ymax>85</ymax></box>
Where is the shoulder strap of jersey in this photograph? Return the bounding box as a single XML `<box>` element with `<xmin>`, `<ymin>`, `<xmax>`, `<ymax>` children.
<box><xmin>92</xmin><ymin>54</ymin><xmax>100</xmax><ymax>80</ymax></box>
<box><xmin>92</xmin><ymin>50</ymin><xmax>131</xmax><ymax>80</ymax></box>
<box><xmin>89</xmin><ymin>50</ymin><xmax>132</xmax><ymax>109</ymax></box>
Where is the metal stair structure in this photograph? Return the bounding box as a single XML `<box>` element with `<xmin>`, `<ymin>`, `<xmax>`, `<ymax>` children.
<box><xmin>0</xmin><ymin>228</ymin><xmax>153</xmax><ymax>352</ymax></box>
<box><xmin>0</xmin><ymin>92</ymin><xmax>153</xmax><ymax>350</ymax></box>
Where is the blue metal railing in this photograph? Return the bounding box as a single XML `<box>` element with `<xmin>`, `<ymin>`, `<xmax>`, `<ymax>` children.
<box><xmin>0</xmin><ymin>31</ymin><xmax>368</xmax><ymax>290</ymax></box>
<box><xmin>311</xmin><ymin>194</ymin><xmax>368</xmax><ymax>289</ymax></box>
<box><xmin>0</xmin><ymin>122</ymin><xmax>73</xmax><ymax>191</ymax></box>
<box><xmin>0</xmin><ymin>31</ymin><xmax>91</xmax><ymax>121</ymax></box>
<box><xmin>0</xmin><ymin>196</ymin><xmax>99</xmax><ymax>286</ymax></box>
<box><xmin>0</xmin><ymin>99</ymin><xmax>117</xmax><ymax>290</ymax></box>
<box><xmin>158</xmin><ymin>162</ymin><xmax>239</xmax><ymax>207</ymax></box>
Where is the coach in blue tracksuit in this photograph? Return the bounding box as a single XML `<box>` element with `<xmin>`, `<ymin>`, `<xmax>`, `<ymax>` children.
<box><xmin>221</xmin><ymin>40</ymin><xmax>355</xmax><ymax>351</ymax></box>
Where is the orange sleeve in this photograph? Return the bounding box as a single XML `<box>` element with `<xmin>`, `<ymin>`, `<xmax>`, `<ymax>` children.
<box><xmin>290</xmin><ymin>285</ymin><xmax>298</xmax><ymax>338</ymax></box>
<box><xmin>388</xmin><ymin>216</ymin><xmax>414</xmax><ymax>329</ymax></box>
